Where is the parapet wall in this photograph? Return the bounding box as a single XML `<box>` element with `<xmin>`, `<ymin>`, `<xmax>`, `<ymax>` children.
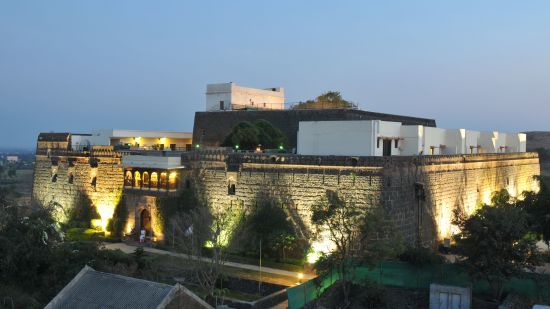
<box><xmin>192</xmin><ymin>151</ymin><xmax>540</xmax><ymax>247</ymax></box>
<box><xmin>32</xmin><ymin>152</ymin><xmax>124</xmax><ymax>227</ymax></box>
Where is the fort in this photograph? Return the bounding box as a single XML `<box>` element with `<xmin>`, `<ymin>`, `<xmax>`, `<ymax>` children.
<box><xmin>31</xmin><ymin>82</ymin><xmax>541</xmax><ymax>259</ymax></box>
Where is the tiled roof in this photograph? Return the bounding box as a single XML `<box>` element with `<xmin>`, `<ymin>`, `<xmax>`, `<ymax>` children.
<box><xmin>45</xmin><ymin>266</ymin><xmax>177</xmax><ymax>309</ymax></box>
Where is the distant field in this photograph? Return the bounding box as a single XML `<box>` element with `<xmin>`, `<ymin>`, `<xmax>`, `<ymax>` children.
<box><xmin>0</xmin><ymin>168</ymin><xmax>34</xmax><ymax>206</ymax></box>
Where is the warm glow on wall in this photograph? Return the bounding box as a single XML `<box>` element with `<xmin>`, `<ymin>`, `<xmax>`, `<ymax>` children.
<box><xmin>159</xmin><ymin>137</ymin><xmax>166</xmax><ymax>145</ymax></box>
<box><xmin>95</xmin><ymin>203</ymin><xmax>115</xmax><ymax>233</ymax></box>
<box><xmin>307</xmin><ymin>238</ymin><xmax>335</xmax><ymax>264</ymax></box>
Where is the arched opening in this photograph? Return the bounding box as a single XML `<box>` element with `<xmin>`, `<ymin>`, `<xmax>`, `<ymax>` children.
<box><xmin>143</xmin><ymin>172</ymin><xmax>150</xmax><ymax>188</ymax></box>
<box><xmin>124</xmin><ymin>171</ymin><xmax>133</xmax><ymax>186</ymax></box>
<box><xmin>134</xmin><ymin>171</ymin><xmax>141</xmax><ymax>188</ymax></box>
<box><xmin>150</xmin><ymin>172</ymin><xmax>158</xmax><ymax>189</ymax></box>
<box><xmin>140</xmin><ymin>209</ymin><xmax>152</xmax><ymax>238</ymax></box>
<box><xmin>160</xmin><ymin>172</ymin><xmax>167</xmax><ymax>190</ymax></box>
<box><xmin>168</xmin><ymin>172</ymin><xmax>177</xmax><ymax>190</ymax></box>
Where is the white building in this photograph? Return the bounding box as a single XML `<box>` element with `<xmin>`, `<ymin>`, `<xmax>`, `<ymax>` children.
<box><xmin>6</xmin><ymin>156</ymin><xmax>19</xmax><ymax>163</ymax></box>
<box><xmin>206</xmin><ymin>82</ymin><xmax>285</xmax><ymax>111</ymax></box>
<box><xmin>297</xmin><ymin>120</ymin><xmax>526</xmax><ymax>156</ymax></box>
<box><xmin>89</xmin><ymin>129</ymin><xmax>192</xmax><ymax>151</ymax></box>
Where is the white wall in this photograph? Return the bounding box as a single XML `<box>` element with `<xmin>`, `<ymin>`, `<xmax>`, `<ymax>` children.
<box><xmin>464</xmin><ymin>130</ymin><xmax>481</xmax><ymax>154</ymax></box>
<box><xmin>400</xmin><ymin>125</ymin><xmax>423</xmax><ymax>155</ymax></box>
<box><xmin>298</xmin><ymin>120</ymin><xmax>376</xmax><ymax>156</ymax></box>
<box><xmin>297</xmin><ymin>120</ymin><xmax>527</xmax><ymax>157</ymax></box>
<box><xmin>206</xmin><ymin>82</ymin><xmax>285</xmax><ymax>111</ymax></box>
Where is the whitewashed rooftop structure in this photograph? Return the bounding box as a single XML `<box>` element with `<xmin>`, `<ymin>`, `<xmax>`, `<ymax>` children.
<box><xmin>206</xmin><ymin>82</ymin><xmax>285</xmax><ymax>111</ymax></box>
<box><xmin>297</xmin><ymin>120</ymin><xmax>526</xmax><ymax>156</ymax></box>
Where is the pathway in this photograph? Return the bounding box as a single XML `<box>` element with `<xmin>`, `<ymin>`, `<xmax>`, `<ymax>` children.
<box><xmin>104</xmin><ymin>242</ymin><xmax>316</xmax><ymax>280</ymax></box>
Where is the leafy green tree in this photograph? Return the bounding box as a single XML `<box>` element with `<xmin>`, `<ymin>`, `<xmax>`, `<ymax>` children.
<box><xmin>232</xmin><ymin>192</ymin><xmax>298</xmax><ymax>260</ymax></box>
<box><xmin>108</xmin><ymin>195</ymin><xmax>128</xmax><ymax>237</ymax></box>
<box><xmin>221</xmin><ymin>120</ymin><xmax>288</xmax><ymax>150</ymax></box>
<box><xmin>452</xmin><ymin>191</ymin><xmax>541</xmax><ymax>300</ymax></box>
<box><xmin>292</xmin><ymin>91</ymin><xmax>356</xmax><ymax>110</ymax></box>
<box><xmin>310</xmin><ymin>191</ymin><xmax>363</xmax><ymax>305</ymax></box>
<box><xmin>518</xmin><ymin>176</ymin><xmax>550</xmax><ymax>249</ymax></box>
<box><xmin>66</xmin><ymin>192</ymin><xmax>98</xmax><ymax>228</ymax></box>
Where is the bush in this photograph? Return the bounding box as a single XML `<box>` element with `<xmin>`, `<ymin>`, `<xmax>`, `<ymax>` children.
<box><xmin>399</xmin><ymin>246</ymin><xmax>445</xmax><ymax>267</ymax></box>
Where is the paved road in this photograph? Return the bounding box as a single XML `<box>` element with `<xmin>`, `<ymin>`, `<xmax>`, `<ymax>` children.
<box><xmin>104</xmin><ymin>242</ymin><xmax>315</xmax><ymax>280</ymax></box>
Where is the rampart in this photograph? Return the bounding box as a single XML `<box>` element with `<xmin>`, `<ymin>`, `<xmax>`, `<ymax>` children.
<box><xmin>32</xmin><ymin>146</ymin><xmax>124</xmax><ymax>228</ymax></box>
<box><xmin>185</xmin><ymin>151</ymin><xmax>540</xmax><ymax>247</ymax></box>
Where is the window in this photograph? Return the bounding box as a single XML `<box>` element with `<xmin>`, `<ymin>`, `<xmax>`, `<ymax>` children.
<box><xmin>143</xmin><ymin>172</ymin><xmax>150</xmax><ymax>188</ymax></box>
<box><xmin>395</xmin><ymin>139</ymin><xmax>399</xmax><ymax>148</ymax></box>
<box><xmin>51</xmin><ymin>174</ymin><xmax>58</xmax><ymax>183</ymax></box>
<box><xmin>68</xmin><ymin>173</ymin><xmax>74</xmax><ymax>184</ymax></box>
<box><xmin>150</xmin><ymin>172</ymin><xmax>158</xmax><ymax>189</ymax></box>
<box><xmin>170</xmin><ymin>144</ymin><xmax>176</xmax><ymax>151</ymax></box>
<box><xmin>134</xmin><ymin>171</ymin><xmax>141</xmax><ymax>187</ymax></box>
<box><xmin>219</xmin><ymin>100</ymin><xmax>225</xmax><ymax>110</ymax></box>
<box><xmin>377</xmin><ymin>138</ymin><xmax>381</xmax><ymax>148</ymax></box>
<box><xmin>124</xmin><ymin>171</ymin><xmax>133</xmax><ymax>186</ymax></box>
<box><xmin>169</xmin><ymin>172</ymin><xmax>177</xmax><ymax>190</ymax></box>
<box><xmin>429</xmin><ymin>147</ymin><xmax>435</xmax><ymax>155</ymax></box>
<box><xmin>160</xmin><ymin>172</ymin><xmax>167</xmax><ymax>189</ymax></box>
<box><xmin>228</xmin><ymin>184</ymin><xmax>236</xmax><ymax>195</ymax></box>
<box><xmin>91</xmin><ymin>176</ymin><xmax>97</xmax><ymax>190</ymax></box>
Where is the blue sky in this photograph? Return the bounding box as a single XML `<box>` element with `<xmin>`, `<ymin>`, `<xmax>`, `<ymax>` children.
<box><xmin>1</xmin><ymin>1</ymin><xmax>549</xmax><ymax>149</ymax></box>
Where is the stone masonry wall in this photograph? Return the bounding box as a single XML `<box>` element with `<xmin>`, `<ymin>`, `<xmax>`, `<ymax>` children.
<box><xmin>192</xmin><ymin>152</ymin><xmax>540</xmax><ymax>247</ymax></box>
<box><xmin>32</xmin><ymin>154</ymin><xmax>124</xmax><ymax>226</ymax></box>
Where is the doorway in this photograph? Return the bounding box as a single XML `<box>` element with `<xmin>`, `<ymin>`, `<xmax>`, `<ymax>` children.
<box><xmin>382</xmin><ymin>139</ymin><xmax>392</xmax><ymax>156</ymax></box>
<box><xmin>140</xmin><ymin>209</ymin><xmax>152</xmax><ymax>237</ymax></box>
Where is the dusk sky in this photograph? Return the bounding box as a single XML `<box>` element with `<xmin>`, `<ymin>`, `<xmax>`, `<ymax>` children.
<box><xmin>1</xmin><ymin>1</ymin><xmax>549</xmax><ymax>149</ymax></box>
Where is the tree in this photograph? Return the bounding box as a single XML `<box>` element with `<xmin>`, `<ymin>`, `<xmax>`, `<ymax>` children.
<box><xmin>452</xmin><ymin>191</ymin><xmax>541</xmax><ymax>300</ymax></box>
<box><xmin>518</xmin><ymin>176</ymin><xmax>550</xmax><ymax>250</ymax></box>
<box><xmin>310</xmin><ymin>190</ymin><xmax>363</xmax><ymax>305</ymax></box>
<box><xmin>108</xmin><ymin>195</ymin><xmax>128</xmax><ymax>238</ymax></box>
<box><xmin>292</xmin><ymin>91</ymin><xmax>356</xmax><ymax>110</ymax></box>
<box><xmin>7</xmin><ymin>169</ymin><xmax>16</xmax><ymax>178</ymax></box>
<box><xmin>231</xmin><ymin>192</ymin><xmax>298</xmax><ymax>260</ymax></box>
<box><xmin>169</xmin><ymin>199</ymin><xmax>241</xmax><ymax>306</ymax></box>
<box><xmin>221</xmin><ymin>120</ymin><xmax>288</xmax><ymax>150</ymax></box>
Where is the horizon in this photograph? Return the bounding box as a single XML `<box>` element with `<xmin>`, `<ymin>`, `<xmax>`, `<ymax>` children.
<box><xmin>1</xmin><ymin>1</ymin><xmax>549</xmax><ymax>148</ymax></box>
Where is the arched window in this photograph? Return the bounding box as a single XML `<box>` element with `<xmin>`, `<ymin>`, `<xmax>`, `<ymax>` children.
<box><xmin>160</xmin><ymin>172</ymin><xmax>167</xmax><ymax>190</ymax></box>
<box><xmin>125</xmin><ymin>171</ymin><xmax>133</xmax><ymax>186</ymax></box>
<box><xmin>150</xmin><ymin>172</ymin><xmax>158</xmax><ymax>189</ymax></box>
<box><xmin>168</xmin><ymin>172</ymin><xmax>177</xmax><ymax>190</ymax></box>
<box><xmin>134</xmin><ymin>171</ymin><xmax>141</xmax><ymax>188</ymax></box>
<box><xmin>143</xmin><ymin>172</ymin><xmax>150</xmax><ymax>188</ymax></box>
<box><xmin>68</xmin><ymin>173</ymin><xmax>74</xmax><ymax>184</ymax></box>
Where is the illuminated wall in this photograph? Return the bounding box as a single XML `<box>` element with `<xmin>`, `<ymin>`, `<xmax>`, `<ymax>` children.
<box><xmin>32</xmin><ymin>154</ymin><xmax>124</xmax><ymax>232</ymax></box>
<box><xmin>193</xmin><ymin>152</ymin><xmax>540</xmax><ymax>251</ymax></box>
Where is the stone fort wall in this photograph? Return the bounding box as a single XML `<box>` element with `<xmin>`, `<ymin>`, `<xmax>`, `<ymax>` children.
<box><xmin>32</xmin><ymin>148</ymin><xmax>540</xmax><ymax>248</ymax></box>
<box><xmin>186</xmin><ymin>151</ymin><xmax>540</xmax><ymax>247</ymax></box>
<box><xmin>32</xmin><ymin>149</ymin><xmax>124</xmax><ymax>227</ymax></box>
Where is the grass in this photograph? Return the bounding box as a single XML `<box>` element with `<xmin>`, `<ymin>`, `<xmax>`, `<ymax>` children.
<box><xmin>65</xmin><ymin>228</ymin><xmax>121</xmax><ymax>243</ymax></box>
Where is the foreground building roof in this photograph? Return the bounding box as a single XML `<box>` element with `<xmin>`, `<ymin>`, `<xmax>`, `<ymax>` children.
<box><xmin>45</xmin><ymin>265</ymin><xmax>212</xmax><ymax>309</ymax></box>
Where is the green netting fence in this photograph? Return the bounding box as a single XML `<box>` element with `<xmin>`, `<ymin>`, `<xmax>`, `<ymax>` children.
<box><xmin>287</xmin><ymin>261</ymin><xmax>550</xmax><ymax>309</ymax></box>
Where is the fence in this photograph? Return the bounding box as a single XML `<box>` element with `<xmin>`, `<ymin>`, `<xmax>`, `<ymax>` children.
<box><xmin>287</xmin><ymin>261</ymin><xmax>550</xmax><ymax>309</ymax></box>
